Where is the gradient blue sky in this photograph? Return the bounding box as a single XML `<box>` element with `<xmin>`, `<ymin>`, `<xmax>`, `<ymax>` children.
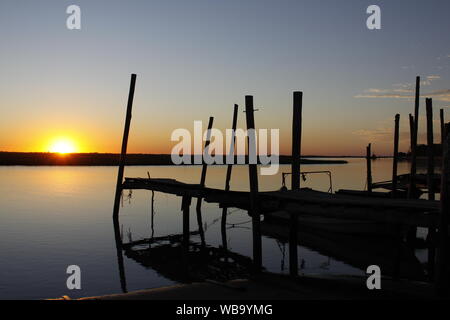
<box><xmin>0</xmin><ymin>0</ymin><xmax>449</xmax><ymax>155</ymax></box>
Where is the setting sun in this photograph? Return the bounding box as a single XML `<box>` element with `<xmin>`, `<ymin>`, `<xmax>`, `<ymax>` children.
<box><xmin>49</xmin><ymin>139</ymin><xmax>77</xmax><ymax>154</ymax></box>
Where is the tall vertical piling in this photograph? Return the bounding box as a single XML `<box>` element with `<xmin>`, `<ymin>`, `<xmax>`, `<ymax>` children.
<box><xmin>436</xmin><ymin>123</ymin><xmax>450</xmax><ymax>295</ymax></box>
<box><xmin>291</xmin><ymin>91</ymin><xmax>303</xmax><ymax>190</ymax></box>
<box><xmin>221</xmin><ymin>105</ymin><xmax>239</xmax><ymax>251</ymax></box>
<box><xmin>289</xmin><ymin>91</ymin><xmax>303</xmax><ymax>277</ymax></box>
<box><xmin>196</xmin><ymin>116</ymin><xmax>214</xmax><ymax>246</ymax></box>
<box><xmin>426</xmin><ymin>99</ymin><xmax>436</xmax><ymax>280</ymax></box>
<box><xmin>245</xmin><ymin>95</ymin><xmax>262</xmax><ymax>270</ymax></box>
<box><xmin>366</xmin><ymin>143</ymin><xmax>372</xmax><ymax>193</ymax></box>
<box><xmin>408</xmin><ymin>76</ymin><xmax>421</xmax><ymax>199</ymax></box>
<box><xmin>392</xmin><ymin>114</ymin><xmax>400</xmax><ymax>198</ymax></box>
<box><xmin>113</xmin><ymin>74</ymin><xmax>137</xmax><ymax>219</ymax></box>
<box><xmin>426</xmin><ymin>99</ymin><xmax>435</xmax><ymax>200</ymax></box>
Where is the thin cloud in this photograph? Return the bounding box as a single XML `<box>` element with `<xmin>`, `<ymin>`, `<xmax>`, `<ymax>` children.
<box><xmin>354</xmin><ymin>93</ymin><xmax>413</xmax><ymax>99</ymax></box>
<box><xmin>355</xmin><ymin>76</ymin><xmax>449</xmax><ymax>101</ymax></box>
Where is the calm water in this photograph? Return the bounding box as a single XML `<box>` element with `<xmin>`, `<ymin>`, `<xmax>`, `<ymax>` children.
<box><xmin>0</xmin><ymin>158</ymin><xmax>425</xmax><ymax>299</ymax></box>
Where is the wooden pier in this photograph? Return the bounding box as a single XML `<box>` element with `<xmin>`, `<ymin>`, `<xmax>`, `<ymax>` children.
<box><xmin>111</xmin><ymin>74</ymin><xmax>450</xmax><ymax>297</ymax></box>
<box><xmin>121</xmin><ymin>177</ymin><xmax>440</xmax><ymax>228</ymax></box>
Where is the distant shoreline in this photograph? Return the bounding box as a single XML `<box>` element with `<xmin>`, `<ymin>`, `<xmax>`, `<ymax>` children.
<box><xmin>0</xmin><ymin>152</ymin><xmax>349</xmax><ymax>166</ymax></box>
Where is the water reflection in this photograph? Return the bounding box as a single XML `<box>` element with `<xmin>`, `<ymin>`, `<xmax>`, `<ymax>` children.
<box><xmin>113</xmin><ymin>216</ymin><xmax>127</xmax><ymax>293</ymax></box>
<box><xmin>260</xmin><ymin>221</ymin><xmax>426</xmax><ymax>281</ymax></box>
<box><xmin>113</xmin><ymin>188</ymin><xmax>427</xmax><ymax>290</ymax></box>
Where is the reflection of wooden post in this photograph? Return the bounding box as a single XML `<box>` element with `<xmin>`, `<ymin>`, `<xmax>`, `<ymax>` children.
<box><xmin>366</xmin><ymin>143</ymin><xmax>372</xmax><ymax>193</ymax></box>
<box><xmin>408</xmin><ymin>77</ymin><xmax>420</xmax><ymax>199</ymax></box>
<box><xmin>113</xmin><ymin>74</ymin><xmax>137</xmax><ymax>219</ymax></box>
<box><xmin>426</xmin><ymin>99</ymin><xmax>435</xmax><ymax>200</ymax></box>
<box><xmin>182</xmin><ymin>196</ymin><xmax>192</xmax><ymax>245</ymax></box>
<box><xmin>221</xmin><ymin>105</ymin><xmax>238</xmax><ymax>251</ymax></box>
<box><xmin>113</xmin><ymin>216</ymin><xmax>128</xmax><ymax>293</ymax></box>
<box><xmin>289</xmin><ymin>211</ymin><xmax>298</xmax><ymax>277</ymax></box>
<box><xmin>245</xmin><ymin>95</ymin><xmax>262</xmax><ymax>270</ymax></box>
<box><xmin>392</xmin><ymin>114</ymin><xmax>400</xmax><ymax>198</ymax></box>
<box><xmin>196</xmin><ymin>116</ymin><xmax>214</xmax><ymax>246</ymax></box>
<box><xmin>291</xmin><ymin>92</ymin><xmax>303</xmax><ymax>190</ymax></box>
<box><xmin>436</xmin><ymin>123</ymin><xmax>450</xmax><ymax>295</ymax></box>
<box><xmin>182</xmin><ymin>195</ymin><xmax>192</xmax><ymax>272</ymax></box>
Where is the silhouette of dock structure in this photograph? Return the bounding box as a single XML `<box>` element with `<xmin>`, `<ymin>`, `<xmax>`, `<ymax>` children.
<box><xmin>122</xmin><ymin>177</ymin><xmax>439</xmax><ymax>228</ymax></box>
<box><xmin>112</xmin><ymin>74</ymin><xmax>450</xmax><ymax>297</ymax></box>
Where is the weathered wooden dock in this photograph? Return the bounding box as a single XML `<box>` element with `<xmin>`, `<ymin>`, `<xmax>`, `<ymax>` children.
<box><xmin>110</xmin><ymin>74</ymin><xmax>450</xmax><ymax>298</ymax></box>
<box><xmin>122</xmin><ymin>177</ymin><xmax>440</xmax><ymax>228</ymax></box>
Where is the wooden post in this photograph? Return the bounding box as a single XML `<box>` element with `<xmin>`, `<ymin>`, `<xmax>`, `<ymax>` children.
<box><xmin>289</xmin><ymin>91</ymin><xmax>302</xmax><ymax>277</ymax></box>
<box><xmin>221</xmin><ymin>105</ymin><xmax>239</xmax><ymax>251</ymax></box>
<box><xmin>392</xmin><ymin>114</ymin><xmax>400</xmax><ymax>198</ymax></box>
<box><xmin>441</xmin><ymin>109</ymin><xmax>445</xmax><ymax>145</ymax></box>
<box><xmin>409</xmin><ymin>114</ymin><xmax>414</xmax><ymax>147</ymax></box>
<box><xmin>426</xmin><ymin>99</ymin><xmax>435</xmax><ymax>200</ymax></box>
<box><xmin>113</xmin><ymin>74</ymin><xmax>137</xmax><ymax>219</ymax></box>
<box><xmin>408</xmin><ymin>76</ymin><xmax>420</xmax><ymax>199</ymax></box>
<box><xmin>245</xmin><ymin>95</ymin><xmax>262</xmax><ymax>270</ymax></box>
<box><xmin>408</xmin><ymin>114</ymin><xmax>415</xmax><ymax>197</ymax></box>
<box><xmin>291</xmin><ymin>91</ymin><xmax>303</xmax><ymax>190</ymax></box>
<box><xmin>407</xmin><ymin>114</ymin><xmax>418</xmax><ymax>244</ymax></box>
<box><xmin>436</xmin><ymin>123</ymin><xmax>450</xmax><ymax>295</ymax></box>
<box><xmin>199</xmin><ymin>117</ymin><xmax>214</xmax><ymax>187</ymax></box>
<box><xmin>426</xmin><ymin>99</ymin><xmax>436</xmax><ymax>280</ymax></box>
<box><xmin>366</xmin><ymin>143</ymin><xmax>372</xmax><ymax>193</ymax></box>
<box><xmin>196</xmin><ymin>116</ymin><xmax>214</xmax><ymax>246</ymax></box>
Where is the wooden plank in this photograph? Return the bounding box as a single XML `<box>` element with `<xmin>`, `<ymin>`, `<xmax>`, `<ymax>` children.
<box><xmin>262</xmin><ymin>189</ymin><xmax>439</xmax><ymax>211</ymax></box>
<box><xmin>113</xmin><ymin>74</ymin><xmax>137</xmax><ymax>219</ymax></box>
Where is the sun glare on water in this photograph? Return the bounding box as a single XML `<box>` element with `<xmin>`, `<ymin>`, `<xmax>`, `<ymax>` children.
<box><xmin>49</xmin><ymin>139</ymin><xmax>77</xmax><ymax>154</ymax></box>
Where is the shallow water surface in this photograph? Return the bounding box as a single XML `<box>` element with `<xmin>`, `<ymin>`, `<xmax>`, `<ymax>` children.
<box><xmin>0</xmin><ymin>158</ymin><xmax>421</xmax><ymax>299</ymax></box>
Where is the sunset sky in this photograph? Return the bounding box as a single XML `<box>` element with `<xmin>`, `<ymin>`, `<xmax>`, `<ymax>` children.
<box><xmin>0</xmin><ymin>0</ymin><xmax>449</xmax><ymax>156</ymax></box>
